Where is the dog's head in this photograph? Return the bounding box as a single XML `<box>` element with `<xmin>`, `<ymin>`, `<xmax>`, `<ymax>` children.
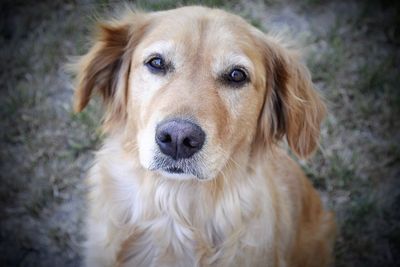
<box><xmin>73</xmin><ymin>6</ymin><xmax>325</xmax><ymax>181</ymax></box>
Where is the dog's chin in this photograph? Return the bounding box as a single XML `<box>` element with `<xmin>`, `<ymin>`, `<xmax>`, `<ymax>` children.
<box><xmin>145</xmin><ymin>154</ymin><xmax>210</xmax><ymax>181</ymax></box>
<box><xmin>157</xmin><ymin>169</ymin><xmax>198</xmax><ymax>181</ymax></box>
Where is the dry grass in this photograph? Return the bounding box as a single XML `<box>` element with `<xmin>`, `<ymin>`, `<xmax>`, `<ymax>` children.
<box><xmin>0</xmin><ymin>0</ymin><xmax>398</xmax><ymax>266</ymax></box>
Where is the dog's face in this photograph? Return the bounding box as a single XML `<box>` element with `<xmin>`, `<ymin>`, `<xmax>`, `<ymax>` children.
<box><xmin>73</xmin><ymin>6</ymin><xmax>325</xmax><ymax>181</ymax></box>
<box><xmin>129</xmin><ymin>9</ymin><xmax>267</xmax><ymax>180</ymax></box>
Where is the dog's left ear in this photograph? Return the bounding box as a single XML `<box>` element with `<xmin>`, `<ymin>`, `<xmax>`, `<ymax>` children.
<box><xmin>72</xmin><ymin>10</ymin><xmax>149</xmax><ymax>121</ymax></box>
<box><xmin>258</xmin><ymin>37</ymin><xmax>326</xmax><ymax>158</ymax></box>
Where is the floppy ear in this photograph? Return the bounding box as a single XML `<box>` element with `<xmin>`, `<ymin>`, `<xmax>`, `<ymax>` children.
<box><xmin>259</xmin><ymin>38</ymin><xmax>326</xmax><ymax>158</ymax></box>
<box><xmin>72</xmin><ymin>11</ymin><xmax>148</xmax><ymax>121</ymax></box>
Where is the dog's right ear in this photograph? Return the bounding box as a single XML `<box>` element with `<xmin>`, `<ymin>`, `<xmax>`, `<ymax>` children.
<box><xmin>255</xmin><ymin>35</ymin><xmax>326</xmax><ymax>159</ymax></box>
<box><xmin>72</xmin><ymin>10</ymin><xmax>149</xmax><ymax>114</ymax></box>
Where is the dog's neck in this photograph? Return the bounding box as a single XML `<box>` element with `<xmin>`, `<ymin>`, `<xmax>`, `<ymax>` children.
<box><xmin>98</xmin><ymin>135</ymin><xmax>270</xmax><ymax>223</ymax></box>
<box><xmin>93</xmin><ymin>136</ymin><xmax>278</xmax><ymax>265</ymax></box>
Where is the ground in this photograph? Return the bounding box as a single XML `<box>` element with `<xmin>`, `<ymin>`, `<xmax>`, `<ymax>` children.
<box><xmin>0</xmin><ymin>0</ymin><xmax>399</xmax><ymax>266</ymax></box>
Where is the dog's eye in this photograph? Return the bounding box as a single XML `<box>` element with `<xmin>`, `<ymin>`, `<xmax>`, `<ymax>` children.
<box><xmin>224</xmin><ymin>68</ymin><xmax>249</xmax><ymax>86</ymax></box>
<box><xmin>145</xmin><ymin>55</ymin><xmax>166</xmax><ymax>73</ymax></box>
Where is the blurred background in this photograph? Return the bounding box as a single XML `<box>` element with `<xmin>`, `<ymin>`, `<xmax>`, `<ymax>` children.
<box><xmin>0</xmin><ymin>0</ymin><xmax>399</xmax><ymax>266</ymax></box>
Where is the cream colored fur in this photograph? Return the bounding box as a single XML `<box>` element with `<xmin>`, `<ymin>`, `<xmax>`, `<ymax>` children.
<box><xmin>72</xmin><ymin>6</ymin><xmax>336</xmax><ymax>267</ymax></box>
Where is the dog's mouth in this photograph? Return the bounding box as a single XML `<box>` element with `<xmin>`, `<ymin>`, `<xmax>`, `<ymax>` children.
<box><xmin>149</xmin><ymin>154</ymin><xmax>204</xmax><ymax>180</ymax></box>
<box><xmin>164</xmin><ymin>166</ymin><xmax>184</xmax><ymax>174</ymax></box>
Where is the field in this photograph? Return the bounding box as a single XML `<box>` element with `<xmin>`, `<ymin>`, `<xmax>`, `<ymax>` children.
<box><xmin>0</xmin><ymin>0</ymin><xmax>399</xmax><ymax>266</ymax></box>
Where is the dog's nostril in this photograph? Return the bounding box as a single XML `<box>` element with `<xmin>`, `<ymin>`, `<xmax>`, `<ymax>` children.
<box><xmin>183</xmin><ymin>138</ymin><xmax>192</xmax><ymax>148</ymax></box>
<box><xmin>159</xmin><ymin>133</ymin><xmax>172</xmax><ymax>143</ymax></box>
<box><xmin>183</xmin><ymin>138</ymin><xmax>199</xmax><ymax>148</ymax></box>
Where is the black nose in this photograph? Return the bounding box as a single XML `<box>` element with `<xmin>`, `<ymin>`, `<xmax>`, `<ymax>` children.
<box><xmin>155</xmin><ymin>119</ymin><xmax>206</xmax><ymax>160</ymax></box>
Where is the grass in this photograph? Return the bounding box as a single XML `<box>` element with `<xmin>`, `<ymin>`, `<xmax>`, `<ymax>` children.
<box><xmin>307</xmin><ymin>26</ymin><xmax>346</xmax><ymax>84</ymax></box>
<box><xmin>0</xmin><ymin>0</ymin><xmax>399</xmax><ymax>266</ymax></box>
<box><xmin>69</xmin><ymin>99</ymin><xmax>103</xmax><ymax>157</ymax></box>
<box><xmin>0</xmin><ymin>1</ymin><xmax>101</xmax><ymax>266</ymax></box>
<box><xmin>301</xmin><ymin>1</ymin><xmax>400</xmax><ymax>265</ymax></box>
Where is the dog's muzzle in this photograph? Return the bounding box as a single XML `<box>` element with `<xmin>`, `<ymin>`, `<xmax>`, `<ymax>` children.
<box><xmin>152</xmin><ymin>118</ymin><xmax>206</xmax><ymax>178</ymax></box>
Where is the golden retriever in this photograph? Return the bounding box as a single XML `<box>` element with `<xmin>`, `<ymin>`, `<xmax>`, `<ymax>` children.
<box><xmin>72</xmin><ymin>6</ymin><xmax>336</xmax><ymax>267</ymax></box>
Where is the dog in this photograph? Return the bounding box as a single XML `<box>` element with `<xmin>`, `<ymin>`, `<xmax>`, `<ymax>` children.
<box><xmin>72</xmin><ymin>5</ymin><xmax>336</xmax><ymax>267</ymax></box>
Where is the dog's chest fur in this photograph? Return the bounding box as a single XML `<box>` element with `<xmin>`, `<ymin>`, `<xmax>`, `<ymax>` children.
<box><xmin>85</xmin><ymin>140</ymin><xmax>290</xmax><ymax>267</ymax></box>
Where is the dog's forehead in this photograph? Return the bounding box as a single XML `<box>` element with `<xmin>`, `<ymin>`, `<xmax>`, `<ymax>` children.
<box><xmin>152</xmin><ymin>9</ymin><xmax>252</xmax><ymax>45</ymax></box>
<box><xmin>136</xmin><ymin>8</ymin><xmax>261</xmax><ymax>73</ymax></box>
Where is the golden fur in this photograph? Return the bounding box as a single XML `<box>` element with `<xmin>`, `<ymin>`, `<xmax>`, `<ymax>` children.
<box><xmin>72</xmin><ymin>6</ymin><xmax>336</xmax><ymax>267</ymax></box>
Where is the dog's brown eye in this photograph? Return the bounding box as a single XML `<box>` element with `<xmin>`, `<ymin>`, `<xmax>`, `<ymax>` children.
<box><xmin>149</xmin><ymin>58</ymin><xmax>164</xmax><ymax>69</ymax></box>
<box><xmin>225</xmin><ymin>68</ymin><xmax>248</xmax><ymax>85</ymax></box>
<box><xmin>146</xmin><ymin>55</ymin><xmax>166</xmax><ymax>73</ymax></box>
